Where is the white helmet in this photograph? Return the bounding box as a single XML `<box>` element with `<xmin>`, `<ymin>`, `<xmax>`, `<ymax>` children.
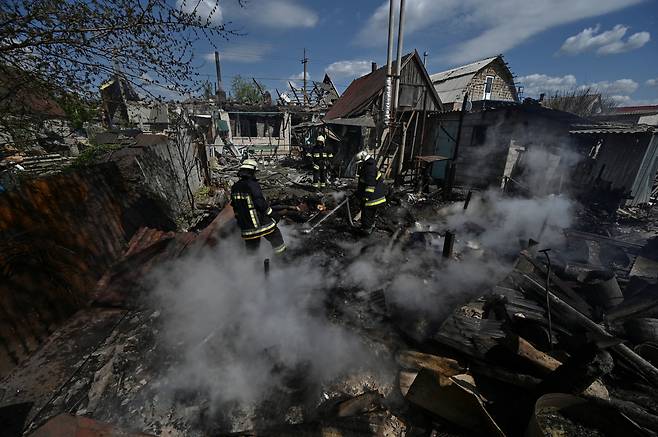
<box><xmin>316</xmin><ymin>135</ymin><xmax>325</xmax><ymax>144</ymax></box>
<box><xmin>355</xmin><ymin>150</ymin><xmax>371</xmax><ymax>163</ymax></box>
<box><xmin>240</xmin><ymin>159</ymin><xmax>258</xmax><ymax>171</ymax></box>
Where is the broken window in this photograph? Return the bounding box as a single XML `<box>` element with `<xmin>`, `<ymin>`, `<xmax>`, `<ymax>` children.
<box><xmin>483</xmin><ymin>75</ymin><xmax>494</xmax><ymax>100</ymax></box>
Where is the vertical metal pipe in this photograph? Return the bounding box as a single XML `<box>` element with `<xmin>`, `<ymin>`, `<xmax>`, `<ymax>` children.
<box><xmin>383</xmin><ymin>0</ymin><xmax>395</xmax><ymax>126</ymax></box>
<box><xmin>385</xmin><ymin>0</ymin><xmax>395</xmax><ymax>78</ymax></box>
<box><xmin>392</xmin><ymin>0</ymin><xmax>406</xmax><ymax>112</ymax></box>
<box><xmin>214</xmin><ymin>51</ymin><xmax>222</xmax><ymax>84</ymax></box>
<box><xmin>442</xmin><ymin>231</ymin><xmax>455</xmax><ymax>259</ymax></box>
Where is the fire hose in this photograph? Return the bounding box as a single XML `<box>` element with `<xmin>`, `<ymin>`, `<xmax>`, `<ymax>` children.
<box><xmin>302</xmin><ymin>195</ymin><xmax>361</xmax><ymax>234</ymax></box>
<box><xmin>302</xmin><ymin>197</ymin><xmax>349</xmax><ymax>234</ymax></box>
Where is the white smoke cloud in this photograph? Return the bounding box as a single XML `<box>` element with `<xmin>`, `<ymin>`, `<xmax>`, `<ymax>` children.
<box><xmin>148</xmin><ymin>228</ymin><xmax>391</xmax><ymax>429</ymax></box>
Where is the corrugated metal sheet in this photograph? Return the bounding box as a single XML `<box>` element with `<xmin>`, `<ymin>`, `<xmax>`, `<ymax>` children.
<box><xmin>570</xmin><ymin>125</ymin><xmax>656</xmax><ymax>135</ymax></box>
<box><xmin>434</xmin><ymin>73</ymin><xmax>477</xmax><ymax>104</ymax></box>
<box><xmin>323</xmin><ymin>67</ymin><xmax>387</xmax><ymax>120</ymax></box>
<box><xmin>430</xmin><ymin>57</ymin><xmax>498</xmax><ymax>83</ymax></box>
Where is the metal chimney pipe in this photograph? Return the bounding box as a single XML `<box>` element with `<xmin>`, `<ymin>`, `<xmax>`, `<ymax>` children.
<box><xmin>214</xmin><ymin>51</ymin><xmax>222</xmax><ymax>85</ymax></box>
<box><xmin>372</xmin><ymin>62</ymin><xmax>378</xmax><ymax>73</ymax></box>
<box><xmin>383</xmin><ymin>0</ymin><xmax>395</xmax><ymax>125</ymax></box>
<box><xmin>392</xmin><ymin>0</ymin><xmax>406</xmax><ymax>113</ymax></box>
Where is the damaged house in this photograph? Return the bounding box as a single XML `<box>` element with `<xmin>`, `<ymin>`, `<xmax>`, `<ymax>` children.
<box><xmin>100</xmin><ymin>75</ymin><xmax>169</xmax><ymax>132</ymax></box>
<box><xmin>223</xmin><ymin>105</ymin><xmax>291</xmax><ymax>152</ymax></box>
<box><xmin>430</xmin><ymin>55</ymin><xmax>519</xmax><ymax>111</ymax></box>
<box><xmin>592</xmin><ymin>105</ymin><xmax>658</xmax><ymax>126</ymax></box>
<box><xmin>324</xmin><ymin>50</ymin><xmax>442</xmax><ymax>174</ymax></box>
<box><xmin>421</xmin><ymin>101</ymin><xmax>586</xmax><ymax>193</ymax></box>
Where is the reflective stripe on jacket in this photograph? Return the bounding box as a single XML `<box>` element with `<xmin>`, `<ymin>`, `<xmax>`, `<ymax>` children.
<box><xmin>231</xmin><ymin>176</ymin><xmax>276</xmax><ymax>239</ymax></box>
<box><xmin>357</xmin><ymin>157</ymin><xmax>387</xmax><ymax>207</ymax></box>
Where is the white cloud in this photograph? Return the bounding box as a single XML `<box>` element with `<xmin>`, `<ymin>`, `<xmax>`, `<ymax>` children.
<box><xmin>647</xmin><ymin>78</ymin><xmax>658</xmax><ymax>87</ymax></box>
<box><xmin>580</xmin><ymin>79</ymin><xmax>639</xmax><ymax>95</ymax></box>
<box><xmin>559</xmin><ymin>24</ymin><xmax>650</xmax><ymax>55</ymax></box>
<box><xmin>204</xmin><ymin>42</ymin><xmax>272</xmax><ymax>64</ymax></box>
<box><xmin>178</xmin><ymin>0</ymin><xmax>317</xmax><ymax>29</ymax></box>
<box><xmin>357</xmin><ymin>0</ymin><xmax>644</xmax><ymax>64</ymax></box>
<box><xmin>518</xmin><ymin>74</ymin><xmax>646</xmax><ymax>106</ymax></box>
<box><xmin>253</xmin><ymin>0</ymin><xmax>318</xmax><ymax>28</ymax></box>
<box><xmin>598</xmin><ymin>30</ymin><xmax>650</xmax><ymax>54</ymax></box>
<box><xmin>517</xmin><ymin>73</ymin><xmax>577</xmax><ymax>96</ymax></box>
<box><xmin>610</xmin><ymin>95</ymin><xmax>633</xmax><ymax>105</ymax></box>
<box><xmin>610</xmin><ymin>96</ymin><xmax>658</xmax><ymax>106</ymax></box>
<box><xmin>177</xmin><ymin>0</ymin><xmax>223</xmax><ymax>23</ymax></box>
<box><xmin>325</xmin><ymin>60</ymin><xmax>373</xmax><ymax>79</ymax></box>
<box><xmin>292</xmin><ymin>71</ymin><xmax>310</xmax><ymax>80</ymax></box>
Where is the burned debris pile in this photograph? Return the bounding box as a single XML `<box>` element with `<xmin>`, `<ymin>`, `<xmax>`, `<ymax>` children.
<box><xmin>392</xmin><ymin>234</ymin><xmax>658</xmax><ymax>436</ymax></box>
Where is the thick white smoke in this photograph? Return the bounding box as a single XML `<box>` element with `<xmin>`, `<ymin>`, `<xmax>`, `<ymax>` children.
<box><xmin>148</xmin><ymin>228</ymin><xmax>388</xmax><ymax>426</ymax></box>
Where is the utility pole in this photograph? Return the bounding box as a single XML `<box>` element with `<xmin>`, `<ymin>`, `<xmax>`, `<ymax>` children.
<box><xmin>302</xmin><ymin>48</ymin><xmax>308</xmax><ymax>106</ymax></box>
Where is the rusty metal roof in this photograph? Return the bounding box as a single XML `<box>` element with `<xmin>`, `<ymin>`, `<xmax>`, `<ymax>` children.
<box><xmin>325</xmin><ymin>51</ymin><xmax>441</xmax><ymax>120</ymax></box>
<box><xmin>324</xmin><ymin>65</ymin><xmax>388</xmax><ymax>120</ymax></box>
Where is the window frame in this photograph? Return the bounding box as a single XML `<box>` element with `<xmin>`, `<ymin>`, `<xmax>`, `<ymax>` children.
<box><xmin>483</xmin><ymin>75</ymin><xmax>494</xmax><ymax>100</ymax></box>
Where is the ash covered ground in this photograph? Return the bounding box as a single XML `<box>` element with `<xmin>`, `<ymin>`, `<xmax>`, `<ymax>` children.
<box><xmin>4</xmin><ymin>159</ymin><xmax>658</xmax><ymax>437</ymax></box>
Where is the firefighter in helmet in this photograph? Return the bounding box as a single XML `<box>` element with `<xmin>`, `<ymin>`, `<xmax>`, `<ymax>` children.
<box><xmin>311</xmin><ymin>135</ymin><xmax>332</xmax><ymax>189</ymax></box>
<box><xmin>354</xmin><ymin>151</ymin><xmax>387</xmax><ymax>235</ymax></box>
<box><xmin>230</xmin><ymin>159</ymin><xmax>286</xmax><ymax>254</ymax></box>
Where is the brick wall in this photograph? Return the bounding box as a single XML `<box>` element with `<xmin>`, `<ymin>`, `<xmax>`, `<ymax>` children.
<box><xmin>468</xmin><ymin>62</ymin><xmax>517</xmax><ymax>102</ymax></box>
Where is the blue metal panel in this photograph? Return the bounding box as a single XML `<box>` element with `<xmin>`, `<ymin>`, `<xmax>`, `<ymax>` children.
<box><xmin>431</xmin><ymin>121</ymin><xmax>458</xmax><ymax>180</ymax></box>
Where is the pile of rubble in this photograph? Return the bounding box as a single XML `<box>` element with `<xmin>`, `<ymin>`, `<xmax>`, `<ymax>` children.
<box><xmin>3</xmin><ymin>157</ymin><xmax>658</xmax><ymax>437</ymax></box>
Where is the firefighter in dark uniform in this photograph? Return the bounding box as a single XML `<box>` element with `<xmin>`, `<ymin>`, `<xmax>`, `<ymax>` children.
<box><xmin>311</xmin><ymin>135</ymin><xmax>332</xmax><ymax>188</ymax></box>
<box><xmin>354</xmin><ymin>151</ymin><xmax>387</xmax><ymax>235</ymax></box>
<box><xmin>231</xmin><ymin>159</ymin><xmax>286</xmax><ymax>254</ymax></box>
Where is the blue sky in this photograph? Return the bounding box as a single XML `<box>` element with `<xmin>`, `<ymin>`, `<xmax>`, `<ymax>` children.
<box><xmin>183</xmin><ymin>0</ymin><xmax>658</xmax><ymax>105</ymax></box>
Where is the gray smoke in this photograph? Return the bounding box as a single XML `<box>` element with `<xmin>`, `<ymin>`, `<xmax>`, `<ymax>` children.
<box><xmin>149</xmin><ymin>227</ymin><xmax>385</xmax><ymax>413</ymax></box>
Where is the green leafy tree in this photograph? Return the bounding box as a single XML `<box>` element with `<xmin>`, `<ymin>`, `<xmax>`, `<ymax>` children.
<box><xmin>0</xmin><ymin>0</ymin><xmax>240</xmax><ymax>150</ymax></box>
<box><xmin>231</xmin><ymin>75</ymin><xmax>265</xmax><ymax>104</ymax></box>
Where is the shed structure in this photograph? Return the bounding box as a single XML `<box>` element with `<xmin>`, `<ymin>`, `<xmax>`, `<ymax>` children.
<box><xmin>324</xmin><ymin>50</ymin><xmax>442</xmax><ymax>176</ymax></box>
<box><xmin>570</xmin><ymin>124</ymin><xmax>658</xmax><ymax>207</ymax></box>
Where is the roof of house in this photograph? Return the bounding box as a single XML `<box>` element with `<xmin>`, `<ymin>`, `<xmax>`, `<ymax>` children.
<box><xmin>323</xmin><ymin>64</ymin><xmax>388</xmax><ymax>120</ymax></box>
<box><xmin>570</xmin><ymin>124</ymin><xmax>656</xmax><ymax>135</ymax></box>
<box><xmin>430</xmin><ymin>56</ymin><xmax>499</xmax><ymax>83</ymax></box>
<box><xmin>609</xmin><ymin>105</ymin><xmax>658</xmax><ymax>115</ymax></box>
<box><xmin>430</xmin><ymin>55</ymin><xmax>512</xmax><ymax>105</ymax></box>
<box><xmin>324</xmin><ymin>51</ymin><xmax>441</xmax><ymax>120</ymax></box>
